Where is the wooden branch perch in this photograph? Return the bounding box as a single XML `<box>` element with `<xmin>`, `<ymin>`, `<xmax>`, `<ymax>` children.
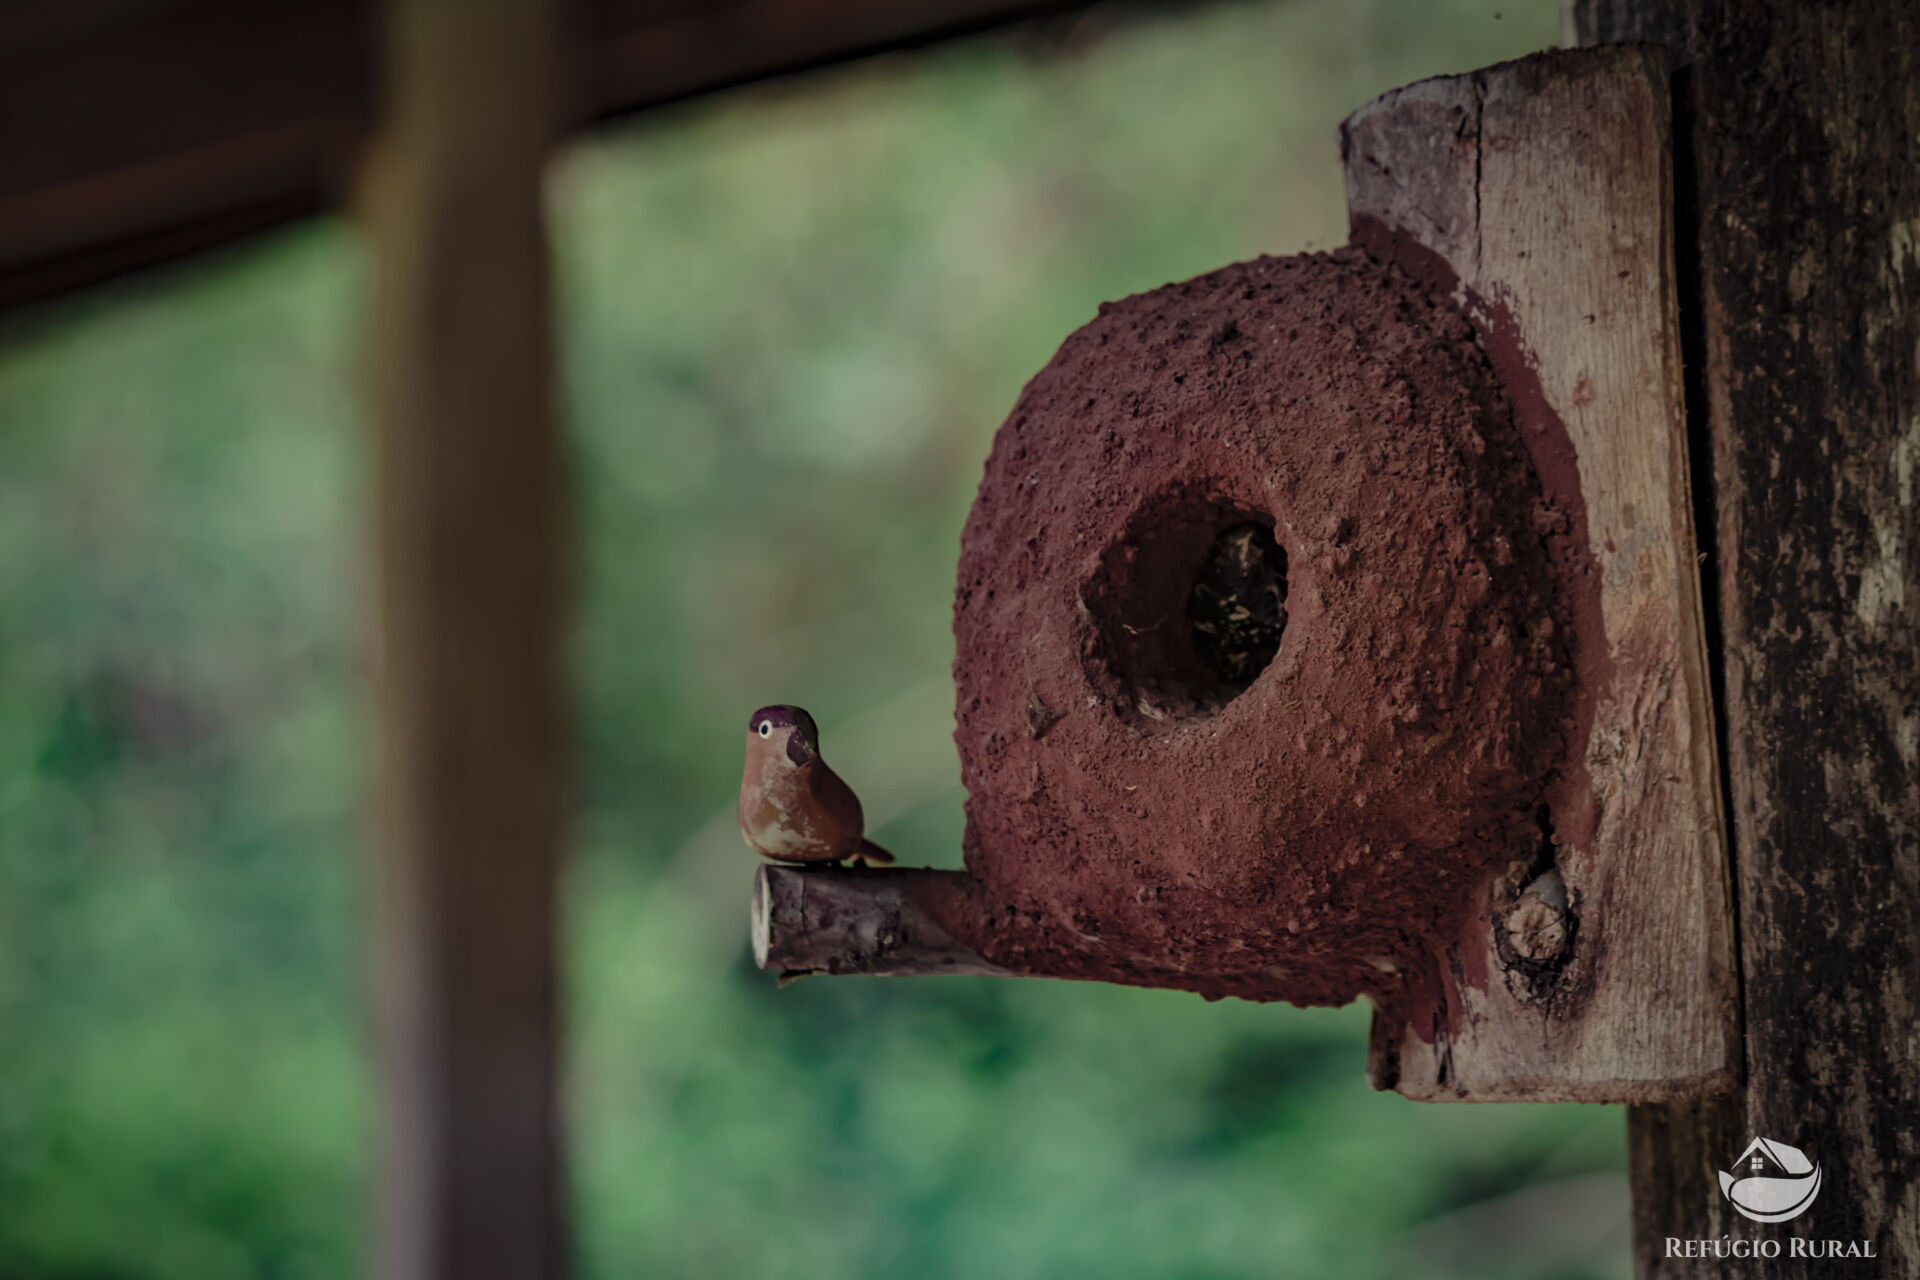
<box><xmin>751</xmin><ymin>865</ymin><xmax>1011</xmax><ymax>978</ymax></box>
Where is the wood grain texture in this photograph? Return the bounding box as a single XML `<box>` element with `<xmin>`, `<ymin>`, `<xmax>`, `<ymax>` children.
<box><xmin>1573</xmin><ymin>3</ymin><xmax>1920</xmax><ymax>1274</ymax></box>
<box><xmin>753</xmin><ymin>865</ymin><xmax>1011</xmax><ymax>978</ymax></box>
<box><xmin>1342</xmin><ymin>46</ymin><xmax>1739</xmax><ymax>1102</ymax></box>
<box><xmin>359</xmin><ymin>0</ymin><xmax>566</xmax><ymax>1277</ymax></box>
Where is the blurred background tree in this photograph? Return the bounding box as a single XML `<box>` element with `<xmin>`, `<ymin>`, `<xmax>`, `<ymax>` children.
<box><xmin>0</xmin><ymin>1</ymin><xmax>1631</xmax><ymax>1277</ymax></box>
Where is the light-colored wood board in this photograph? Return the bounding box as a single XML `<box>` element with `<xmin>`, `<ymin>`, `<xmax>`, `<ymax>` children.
<box><xmin>1341</xmin><ymin>46</ymin><xmax>1738</xmax><ymax>1102</ymax></box>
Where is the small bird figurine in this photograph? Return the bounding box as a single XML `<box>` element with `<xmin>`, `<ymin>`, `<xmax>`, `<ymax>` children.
<box><xmin>738</xmin><ymin>705</ymin><xmax>894</xmax><ymax>867</ymax></box>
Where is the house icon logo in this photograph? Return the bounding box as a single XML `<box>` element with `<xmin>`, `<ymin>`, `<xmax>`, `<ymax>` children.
<box><xmin>1720</xmin><ymin>1136</ymin><xmax>1822</xmax><ymax>1223</ymax></box>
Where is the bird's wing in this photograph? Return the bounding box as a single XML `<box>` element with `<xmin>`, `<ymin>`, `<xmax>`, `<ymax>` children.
<box><xmin>806</xmin><ymin>760</ymin><xmax>867</xmax><ymax>856</ymax></box>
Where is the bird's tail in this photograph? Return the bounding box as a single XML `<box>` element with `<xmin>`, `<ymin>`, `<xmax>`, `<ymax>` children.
<box><xmin>850</xmin><ymin>838</ymin><xmax>895</xmax><ymax>867</ymax></box>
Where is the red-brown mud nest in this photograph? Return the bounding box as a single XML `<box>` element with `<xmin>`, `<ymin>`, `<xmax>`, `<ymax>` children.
<box><xmin>949</xmin><ymin>249</ymin><xmax>1580</xmax><ymax>1007</ymax></box>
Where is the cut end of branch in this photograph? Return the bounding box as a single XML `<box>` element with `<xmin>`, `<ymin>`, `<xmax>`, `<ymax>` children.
<box><xmin>750</xmin><ymin>863</ymin><xmax>773</xmax><ymax>969</ymax></box>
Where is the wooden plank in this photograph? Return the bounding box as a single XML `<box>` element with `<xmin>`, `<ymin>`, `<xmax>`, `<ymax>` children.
<box><xmin>358</xmin><ymin>0</ymin><xmax>566</xmax><ymax>1277</ymax></box>
<box><xmin>0</xmin><ymin>0</ymin><xmax>1088</xmax><ymax>309</ymax></box>
<box><xmin>1341</xmin><ymin>46</ymin><xmax>1739</xmax><ymax>1102</ymax></box>
<box><xmin>1574</xmin><ymin>3</ymin><xmax>1920</xmax><ymax>1274</ymax></box>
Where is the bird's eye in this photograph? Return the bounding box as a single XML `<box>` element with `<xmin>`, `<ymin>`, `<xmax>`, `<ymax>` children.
<box><xmin>758</xmin><ymin>722</ymin><xmax>771</xmax><ymax>738</ymax></box>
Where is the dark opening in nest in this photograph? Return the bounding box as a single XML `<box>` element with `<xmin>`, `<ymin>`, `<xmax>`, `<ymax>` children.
<box><xmin>1188</xmin><ymin>523</ymin><xmax>1289</xmax><ymax>692</ymax></box>
<box><xmin>1083</xmin><ymin>492</ymin><xmax>1291</xmax><ymax>729</ymax></box>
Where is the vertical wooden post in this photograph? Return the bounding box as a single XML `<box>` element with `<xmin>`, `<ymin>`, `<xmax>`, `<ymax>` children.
<box><xmin>359</xmin><ymin>1</ymin><xmax>566</xmax><ymax>1278</ymax></box>
<box><xmin>1573</xmin><ymin>3</ymin><xmax>1920</xmax><ymax>1275</ymax></box>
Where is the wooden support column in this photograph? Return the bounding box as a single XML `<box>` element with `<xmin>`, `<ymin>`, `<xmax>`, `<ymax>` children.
<box><xmin>1572</xmin><ymin>4</ymin><xmax>1920</xmax><ymax>1275</ymax></box>
<box><xmin>359</xmin><ymin>1</ymin><xmax>566</xmax><ymax>1278</ymax></box>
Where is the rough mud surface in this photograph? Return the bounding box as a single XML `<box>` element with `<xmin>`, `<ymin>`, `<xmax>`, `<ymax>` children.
<box><xmin>948</xmin><ymin>249</ymin><xmax>1580</xmax><ymax>1008</ymax></box>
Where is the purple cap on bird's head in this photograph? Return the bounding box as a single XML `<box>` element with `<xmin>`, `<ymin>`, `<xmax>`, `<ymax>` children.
<box><xmin>748</xmin><ymin>705</ymin><xmax>819</xmax><ymax>763</ymax></box>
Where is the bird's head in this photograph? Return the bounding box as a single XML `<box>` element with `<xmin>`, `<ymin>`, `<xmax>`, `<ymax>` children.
<box><xmin>747</xmin><ymin>705</ymin><xmax>820</xmax><ymax>766</ymax></box>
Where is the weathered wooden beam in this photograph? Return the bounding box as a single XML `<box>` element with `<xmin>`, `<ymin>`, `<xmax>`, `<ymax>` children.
<box><xmin>579</xmin><ymin>0</ymin><xmax>1091</xmax><ymax>123</ymax></box>
<box><xmin>0</xmin><ymin>0</ymin><xmax>1092</xmax><ymax>309</ymax></box>
<box><xmin>1572</xmin><ymin>3</ymin><xmax>1920</xmax><ymax>1274</ymax></box>
<box><xmin>753</xmin><ymin>864</ymin><xmax>1011</xmax><ymax>979</ymax></box>
<box><xmin>1342</xmin><ymin>46</ymin><xmax>1739</xmax><ymax>1103</ymax></box>
<box><xmin>359</xmin><ymin>0</ymin><xmax>566</xmax><ymax>1277</ymax></box>
<box><xmin>0</xmin><ymin>0</ymin><xmax>374</xmax><ymax>308</ymax></box>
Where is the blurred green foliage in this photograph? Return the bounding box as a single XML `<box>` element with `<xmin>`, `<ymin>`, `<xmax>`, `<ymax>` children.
<box><xmin>0</xmin><ymin>1</ymin><xmax>1630</xmax><ymax>1277</ymax></box>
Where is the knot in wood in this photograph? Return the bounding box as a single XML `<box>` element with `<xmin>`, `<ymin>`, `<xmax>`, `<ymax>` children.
<box><xmin>1504</xmin><ymin>871</ymin><xmax>1571</xmax><ymax>961</ymax></box>
<box><xmin>1505</xmin><ymin>896</ymin><xmax>1569</xmax><ymax>960</ymax></box>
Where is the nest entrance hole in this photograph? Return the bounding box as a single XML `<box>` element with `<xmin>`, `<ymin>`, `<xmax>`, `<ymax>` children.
<box><xmin>1085</xmin><ymin>491</ymin><xmax>1290</xmax><ymax>729</ymax></box>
